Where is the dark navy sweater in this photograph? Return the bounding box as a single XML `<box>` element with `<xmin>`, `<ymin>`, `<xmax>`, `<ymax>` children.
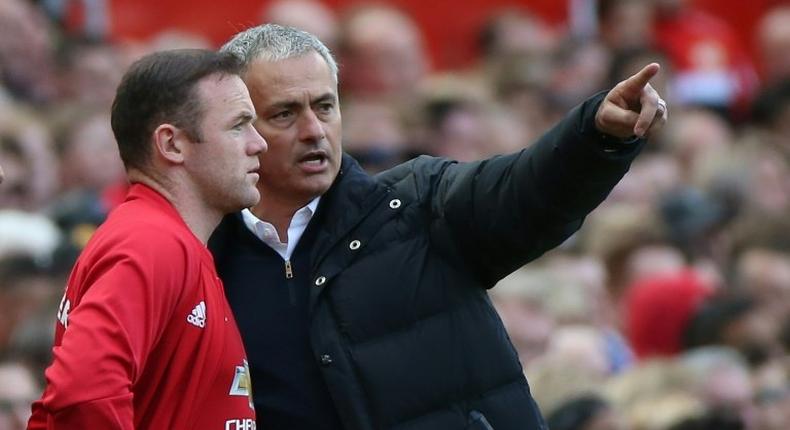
<box><xmin>209</xmin><ymin>210</ymin><xmax>343</xmax><ymax>430</ymax></box>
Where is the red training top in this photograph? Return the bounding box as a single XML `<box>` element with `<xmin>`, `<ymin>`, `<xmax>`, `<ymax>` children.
<box><xmin>28</xmin><ymin>184</ymin><xmax>256</xmax><ymax>430</ymax></box>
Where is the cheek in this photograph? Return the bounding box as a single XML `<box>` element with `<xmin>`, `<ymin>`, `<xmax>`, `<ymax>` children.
<box><xmin>260</xmin><ymin>141</ymin><xmax>290</xmax><ymax>167</ymax></box>
<box><xmin>327</xmin><ymin>124</ymin><xmax>343</xmax><ymax>152</ymax></box>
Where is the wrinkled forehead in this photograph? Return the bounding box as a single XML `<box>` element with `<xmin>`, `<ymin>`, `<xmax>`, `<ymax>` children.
<box><xmin>243</xmin><ymin>52</ymin><xmax>337</xmax><ymax>101</ymax></box>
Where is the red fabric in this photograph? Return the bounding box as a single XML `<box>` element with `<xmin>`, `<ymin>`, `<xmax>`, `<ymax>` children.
<box><xmin>654</xmin><ymin>8</ymin><xmax>759</xmax><ymax>113</ymax></box>
<box><xmin>100</xmin><ymin>180</ymin><xmax>130</xmax><ymax>212</ymax></box>
<box><xmin>28</xmin><ymin>184</ymin><xmax>255</xmax><ymax>430</ymax></box>
<box><xmin>104</xmin><ymin>0</ymin><xmax>567</xmax><ymax>70</ymax></box>
<box><xmin>624</xmin><ymin>269</ymin><xmax>712</xmax><ymax>360</ymax></box>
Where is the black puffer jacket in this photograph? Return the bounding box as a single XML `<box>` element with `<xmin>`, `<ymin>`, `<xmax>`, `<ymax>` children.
<box><xmin>212</xmin><ymin>93</ymin><xmax>644</xmax><ymax>430</ymax></box>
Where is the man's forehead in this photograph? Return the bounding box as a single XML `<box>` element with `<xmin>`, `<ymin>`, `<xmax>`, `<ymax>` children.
<box><xmin>197</xmin><ymin>74</ymin><xmax>248</xmax><ymax>99</ymax></box>
<box><xmin>244</xmin><ymin>52</ymin><xmax>335</xmax><ymax>84</ymax></box>
<box><xmin>243</xmin><ymin>56</ymin><xmax>337</xmax><ymax>104</ymax></box>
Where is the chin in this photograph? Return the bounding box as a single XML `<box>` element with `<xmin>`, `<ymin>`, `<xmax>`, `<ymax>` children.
<box><xmin>228</xmin><ymin>190</ymin><xmax>260</xmax><ymax>212</ymax></box>
<box><xmin>305</xmin><ymin>183</ymin><xmax>333</xmax><ymax>199</ymax></box>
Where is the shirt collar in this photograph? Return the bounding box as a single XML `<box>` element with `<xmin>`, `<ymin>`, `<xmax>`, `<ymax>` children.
<box><xmin>241</xmin><ymin>196</ymin><xmax>321</xmax><ymax>237</ymax></box>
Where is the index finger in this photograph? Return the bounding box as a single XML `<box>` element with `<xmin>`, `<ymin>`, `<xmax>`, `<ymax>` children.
<box><xmin>623</xmin><ymin>63</ymin><xmax>661</xmax><ymax>94</ymax></box>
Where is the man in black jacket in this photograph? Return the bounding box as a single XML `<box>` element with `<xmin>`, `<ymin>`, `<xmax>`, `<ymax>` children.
<box><xmin>210</xmin><ymin>24</ymin><xmax>667</xmax><ymax>430</ymax></box>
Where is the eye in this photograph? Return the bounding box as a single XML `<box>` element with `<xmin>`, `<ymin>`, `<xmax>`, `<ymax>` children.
<box><xmin>271</xmin><ymin>110</ymin><xmax>293</xmax><ymax>121</ymax></box>
<box><xmin>316</xmin><ymin>103</ymin><xmax>334</xmax><ymax>115</ymax></box>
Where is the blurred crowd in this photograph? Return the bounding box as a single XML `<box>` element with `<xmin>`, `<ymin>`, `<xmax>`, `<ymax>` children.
<box><xmin>1</xmin><ymin>0</ymin><xmax>789</xmax><ymax>429</ymax></box>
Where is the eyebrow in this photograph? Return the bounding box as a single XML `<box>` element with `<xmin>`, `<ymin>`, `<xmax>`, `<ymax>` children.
<box><xmin>312</xmin><ymin>93</ymin><xmax>337</xmax><ymax>104</ymax></box>
<box><xmin>232</xmin><ymin>111</ymin><xmax>256</xmax><ymax>124</ymax></box>
<box><xmin>269</xmin><ymin>92</ymin><xmax>337</xmax><ymax>110</ymax></box>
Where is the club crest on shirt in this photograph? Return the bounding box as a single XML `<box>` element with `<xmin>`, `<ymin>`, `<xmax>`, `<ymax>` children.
<box><xmin>229</xmin><ymin>359</ymin><xmax>254</xmax><ymax>410</ymax></box>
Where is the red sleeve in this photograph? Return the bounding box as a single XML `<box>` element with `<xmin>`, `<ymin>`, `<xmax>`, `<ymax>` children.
<box><xmin>32</xmin><ymin>229</ymin><xmax>190</xmax><ymax>429</ymax></box>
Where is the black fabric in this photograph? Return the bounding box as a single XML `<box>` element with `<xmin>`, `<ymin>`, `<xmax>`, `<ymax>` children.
<box><xmin>210</xmin><ymin>212</ymin><xmax>344</xmax><ymax>430</ymax></box>
<box><xmin>209</xmin><ymin>92</ymin><xmax>645</xmax><ymax>430</ymax></box>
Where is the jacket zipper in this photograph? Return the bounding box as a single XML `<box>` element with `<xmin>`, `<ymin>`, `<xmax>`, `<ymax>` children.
<box><xmin>284</xmin><ymin>260</ymin><xmax>294</xmax><ymax>279</ymax></box>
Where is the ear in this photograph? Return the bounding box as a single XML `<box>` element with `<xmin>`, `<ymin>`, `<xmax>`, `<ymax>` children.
<box><xmin>152</xmin><ymin>123</ymin><xmax>189</xmax><ymax>165</ymax></box>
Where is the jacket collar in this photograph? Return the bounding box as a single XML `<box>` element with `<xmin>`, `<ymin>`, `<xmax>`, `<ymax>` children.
<box><xmin>308</xmin><ymin>153</ymin><xmax>390</xmax><ymax>269</ymax></box>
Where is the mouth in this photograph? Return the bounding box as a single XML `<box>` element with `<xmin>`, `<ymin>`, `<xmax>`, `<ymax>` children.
<box><xmin>298</xmin><ymin>150</ymin><xmax>329</xmax><ymax>172</ymax></box>
<box><xmin>247</xmin><ymin>165</ymin><xmax>260</xmax><ymax>179</ymax></box>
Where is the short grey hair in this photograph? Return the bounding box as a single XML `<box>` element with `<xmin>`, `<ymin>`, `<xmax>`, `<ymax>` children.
<box><xmin>220</xmin><ymin>23</ymin><xmax>338</xmax><ymax>82</ymax></box>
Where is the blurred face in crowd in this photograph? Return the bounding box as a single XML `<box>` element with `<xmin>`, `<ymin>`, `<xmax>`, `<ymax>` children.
<box><xmin>61</xmin><ymin>112</ymin><xmax>125</xmax><ymax>191</ymax></box>
<box><xmin>264</xmin><ymin>0</ymin><xmax>339</xmax><ymax>51</ymax></box>
<box><xmin>0</xmin><ymin>363</ymin><xmax>39</xmax><ymax>430</ymax></box>
<box><xmin>0</xmin><ymin>0</ymin><xmax>58</xmax><ymax>102</ymax></box>
<box><xmin>0</xmin><ymin>149</ymin><xmax>28</xmax><ymax>208</ymax></box>
<box><xmin>244</xmin><ymin>51</ymin><xmax>342</xmax><ymax>207</ymax></box>
<box><xmin>757</xmin><ymin>7</ymin><xmax>790</xmax><ymax>84</ymax></box>
<box><xmin>340</xmin><ymin>6</ymin><xmax>427</xmax><ymax>98</ymax></box>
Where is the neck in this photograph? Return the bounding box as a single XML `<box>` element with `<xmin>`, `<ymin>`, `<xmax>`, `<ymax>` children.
<box><xmin>128</xmin><ymin>169</ymin><xmax>222</xmax><ymax>245</ymax></box>
<box><xmin>250</xmin><ymin>191</ymin><xmax>314</xmax><ymax>242</ymax></box>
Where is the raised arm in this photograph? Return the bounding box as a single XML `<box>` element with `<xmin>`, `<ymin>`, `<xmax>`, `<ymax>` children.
<box><xmin>430</xmin><ymin>64</ymin><xmax>668</xmax><ymax>284</ymax></box>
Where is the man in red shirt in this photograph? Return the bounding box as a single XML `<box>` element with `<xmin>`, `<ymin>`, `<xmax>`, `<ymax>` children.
<box><xmin>28</xmin><ymin>49</ymin><xmax>267</xmax><ymax>430</ymax></box>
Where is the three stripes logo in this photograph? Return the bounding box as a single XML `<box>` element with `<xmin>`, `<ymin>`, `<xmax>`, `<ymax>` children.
<box><xmin>187</xmin><ymin>301</ymin><xmax>206</xmax><ymax>328</ymax></box>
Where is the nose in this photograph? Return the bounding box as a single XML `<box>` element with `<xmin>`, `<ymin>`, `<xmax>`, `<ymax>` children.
<box><xmin>248</xmin><ymin>127</ymin><xmax>267</xmax><ymax>156</ymax></box>
<box><xmin>297</xmin><ymin>109</ymin><xmax>325</xmax><ymax>143</ymax></box>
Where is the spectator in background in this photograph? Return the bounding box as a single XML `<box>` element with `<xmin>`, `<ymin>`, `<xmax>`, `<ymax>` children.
<box><xmin>550</xmin><ymin>38</ymin><xmax>613</xmax><ymax>110</ymax></box>
<box><xmin>528</xmin><ymin>357</ymin><xmax>608</xmax><ymax>425</ymax></box>
<box><xmin>213</xmin><ymin>23</ymin><xmax>666</xmax><ymax>430</ymax></box>
<box><xmin>680</xmin><ymin>347</ymin><xmax>756</xmax><ymax>429</ymax></box>
<box><xmin>480</xmin><ymin>8</ymin><xmax>560</xmax><ymax>141</ymax></box>
<box><xmin>340</xmin><ymin>98</ymin><xmax>413</xmax><ymax>172</ymax></box>
<box><xmin>624</xmin><ymin>270</ymin><xmax>713</xmax><ymax>360</ymax></box>
<box><xmin>605</xmin><ymin>359</ymin><xmax>703</xmax><ymax>430</ymax></box>
<box><xmin>755</xmin><ymin>5</ymin><xmax>790</xmax><ymax>85</ymax></box>
<box><xmin>728</xmin><ymin>214</ymin><xmax>790</xmax><ymax>325</ymax></box>
<box><xmin>418</xmin><ymin>84</ymin><xmax>525</xmax><ymax>161</ymax></box>
<box><xmin>490</xmin><ymin>268</ymin><xmax>561</xmax><ymax>367</ymax></box>
<box><xmin>663</xmin><ymin>108</ymin><xmax>734</xmax><ymax>182</ymax></box>
<box><xmin>692</xmin><ymin>140</ymin><xmax>790</xmax><ymax>218</ymax></box>
<box><xmin>264</xmin><ymin>0</ymin><xmax>339</xmax><ymax>52</ymax></box>
<box><xmin>0</xmin><ymin>361</ymin><xmax>40</xmax><ymax>430</ymax></box>
<box><xmin>49</xmin><ymin>109</ymin><xmax>127</xmax><ymax>259</ymax></box>
<box><xmin>684</xmin><ymin>292</ymin><xmax>783</xmax><ymax>368</ymax></box>
<box><xmin>0</xmin><ymin>107</ymin><xmax>58</xmax><ymax>211</ymax></box>
<box><xmin>0</xmin><ymin>0</ymin><xmax>59</xmax><ymax>104</ymax></box>
<box><xmin>57</xmin><ymin>41</ymin><xmax>126</xmax><ymax>108</ymax></box>
<box><xmin>338</xmin><ymin>4</ymin><xmax>429</xmax><ymax>102</ymax></box>
<box><xmin>667</xmin><ymin>409</ymin><xmax>745</xmax><ymax>430</ymax></box>
<box><xmin>29</xmin><ymin>49</ymin><xmax>265</xmax><ymax>429</ymax></box>
<box><xmin>750</xmin><ymin>80</ymin><xmax>790</xmax><ymax>154</ymax></box>
<box><xmin>56</xmin><ymin>110</ymin><xmax>125</xmax><ymax>195</ymax></box>
<box><xmin>546</xmin><ymin>394</ymin><xmax>626</xmax><ymax>430</ymax></box>
<box><xmin>597</xmin><ymin>0</ymin><xmax>655</xmax><ymax>53</ymax></box>
<box><xmin>478</xmin><ymin>8</ymin><xmax>558</xmax><ymax>63</ymax></box>
<box><xmin>0</xmin><ymin>255</ymin><xmax>63</xmax><ymax>357</ymax></box>
<box><xmin>580</xmin><ymin>204</ymin><xmax>684</xmax><ymax>299</ymax></box>
<box><xmin>652</xmin><ymin>0</ymin><xmax>759</xmax><ymax>119</ymax></box>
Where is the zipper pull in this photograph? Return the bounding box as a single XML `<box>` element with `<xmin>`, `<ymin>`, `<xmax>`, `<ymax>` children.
<box><xmin>284</xmin><ymin>260</ymin><xmax>294</xmax><ymax>279</ymax></box>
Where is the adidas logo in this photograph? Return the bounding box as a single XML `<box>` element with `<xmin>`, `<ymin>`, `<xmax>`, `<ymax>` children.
<box><xmin>187</xmin><ymin>301</ymin><xmax>206</xmax><ymax>328</ymax></box>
